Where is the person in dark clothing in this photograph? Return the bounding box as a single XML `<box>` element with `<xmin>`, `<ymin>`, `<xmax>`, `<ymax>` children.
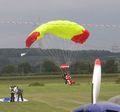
<box><xmin>10</xmin><ymin>88</ymin><xmax>15</xmax><ymax>102</ymax></box>
<box><xmin>62</xmin><ymin>72</ymin><xmax>68</xmax><ymax>84</ymax></box>
<box><xmin>17</xmin><ymin>88</ymin><xmax>23</xmax><ymax>101</ymax></box>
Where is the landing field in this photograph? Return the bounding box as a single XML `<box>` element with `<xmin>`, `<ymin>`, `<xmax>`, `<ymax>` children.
<box><xmin>0</xmin><ymin>75</ymin><xmax>119</xmax><ymax>112</ymax></box>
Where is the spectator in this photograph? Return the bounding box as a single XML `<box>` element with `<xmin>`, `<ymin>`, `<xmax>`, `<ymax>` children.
<box><xmin>17</xmin><ymin>87</ymin><xmax>23</xmax><ymax>101</ymax></box>
<box><xmin>10</xmin><ymin>86</ymin><xmax>15</xmax><ymax>102</ymax></box>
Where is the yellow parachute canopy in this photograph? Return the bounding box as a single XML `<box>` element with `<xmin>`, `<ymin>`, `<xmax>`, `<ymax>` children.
<box><xmin>26</xmin><ymin>20</ymin><xmax>89</xmax><ymax>47</ymax></box>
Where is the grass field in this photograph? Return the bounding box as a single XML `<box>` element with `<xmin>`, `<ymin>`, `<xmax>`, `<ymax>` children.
<box><xmin>0</xmin><ymin>75</ymin><xmax>120</xmax><ymax>112</ymax></box>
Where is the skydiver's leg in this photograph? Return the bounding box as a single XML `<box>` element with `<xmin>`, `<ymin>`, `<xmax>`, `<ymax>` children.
<box><xmin>17</xmin><ymin>94</ymin><xmax>20</xmax><ymax>101</ymax></box>
<box><xmin>67</xmin><ymin>80</ymin><xmax>71</xmax><ymax>85</ymax></box>
<box><xmin>20</xmin><ymin>94</ymin><xmax>23</xmax><ymax>101</ymax></box>
<box><xmin>65</xmin><ymin>79</ymin><xmax>67</xmax><ymax>84</ymax></box>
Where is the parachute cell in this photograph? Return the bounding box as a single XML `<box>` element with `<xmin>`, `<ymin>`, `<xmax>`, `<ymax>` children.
<box><xmin>26</xmin><ymin>20</ymin><xmax>89</xmax><ymax>47</ymax></box>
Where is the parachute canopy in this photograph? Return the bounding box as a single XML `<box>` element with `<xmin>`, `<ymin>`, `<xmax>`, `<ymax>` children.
<box><xmin>26</xmin><ymin>20</ymin><xmax>89</xmax><ymax>47</ymax></box>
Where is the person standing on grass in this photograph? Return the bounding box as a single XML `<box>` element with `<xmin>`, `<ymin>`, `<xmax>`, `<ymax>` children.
<box><xmin>10</xmin><ymin>86</ymin><xmax>15</xmax><ymax>102</ymax></box>
<box><xmin>17</xmin><ymin>87</ymin><xmax>23</xmax><ymax>101</ymax></box>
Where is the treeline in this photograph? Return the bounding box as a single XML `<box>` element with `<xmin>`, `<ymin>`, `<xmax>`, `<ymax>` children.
<box><xmin>0</xmin><ymin>48</ymin><xmax>120</xmax><ymax>75</ymax></box>
<box><xmin>0</xmin><ymin>59</ymin><xmax>119</xmax><ymax>75</ymax></box>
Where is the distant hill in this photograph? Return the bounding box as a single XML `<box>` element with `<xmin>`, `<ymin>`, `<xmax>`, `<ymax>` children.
<box><xmin>0</xmin><ymin>48</ymin><xmax>120</xmax><ymax>68</ymax></box>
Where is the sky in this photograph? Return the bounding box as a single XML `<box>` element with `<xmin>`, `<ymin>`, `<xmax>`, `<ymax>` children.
<box><xmin>0</xmin><ymin>0</ymin><xmax>120</xmax><ymax>51</ymax></box>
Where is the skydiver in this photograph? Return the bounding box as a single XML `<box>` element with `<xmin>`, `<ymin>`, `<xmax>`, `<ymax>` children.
<box><xmin>62</xmin><ymin>72</ymin><xmax>68</xmax><ymax>84</ymax></box>
<box><xmin>65</xmin><ymin>71</ymin><xmax>75</xmax><ymax>85</ymax></box>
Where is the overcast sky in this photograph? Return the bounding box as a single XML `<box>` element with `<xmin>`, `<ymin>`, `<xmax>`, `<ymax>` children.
<box><xmin>0</xmin><ymin>0</ymin><xmax>120</xmax><ymax>51</ymax></box>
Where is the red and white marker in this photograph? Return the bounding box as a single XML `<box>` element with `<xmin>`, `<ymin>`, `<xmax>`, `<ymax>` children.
<box><xmin>92</xmin><ymin>58</ymin><xmax>101</xmax><ymax>104</ymax></box>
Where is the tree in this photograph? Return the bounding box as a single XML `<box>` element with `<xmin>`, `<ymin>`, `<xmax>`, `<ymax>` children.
<box><xmin>1</xmin><ymin>64</ymin><xmax>16</xmax><ymax>74</ymax></box>
<box><xmin>18</xmin><ymin>62</ymin><xmax>31</xmax><ymax>74</ymax></box>
<box><xmin>103</xmin><ymin>59</ymin><xmax>118</xmax><ymax>73</ymax></box>
<box><xmin>70</xmin><ymin>61</ymin><xmax>92</xmax><ymax>74</ymax></box>
<box><xmin>32</xmin><ymin>63</ymin><xmax>42</xmax><ymax>73</ymax></box>
<box><xmin>42</xmin><ymin>60</ymin><xmax>60</xmax><ymax>73</ymax></box>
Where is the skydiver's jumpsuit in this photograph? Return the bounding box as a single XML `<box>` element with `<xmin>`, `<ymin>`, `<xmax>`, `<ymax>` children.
<box><xmin>66</xmin><ymin>74</ymin><xmax>72</xmax><ymax>85</ymax></box>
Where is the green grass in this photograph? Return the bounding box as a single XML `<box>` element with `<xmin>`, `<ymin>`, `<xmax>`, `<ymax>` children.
<box><xmin>0</xmin><ymin>76</ymin><xmax>120</xmax><ymax>112</ymax></box>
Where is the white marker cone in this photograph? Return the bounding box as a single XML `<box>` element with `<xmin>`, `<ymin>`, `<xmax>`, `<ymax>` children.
<box><xmin>92</xmin><ymin>58</ymin><xmax>101</xmax><ymax>104</ymax></box>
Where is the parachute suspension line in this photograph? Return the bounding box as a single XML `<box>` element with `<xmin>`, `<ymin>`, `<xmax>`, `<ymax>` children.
<box><xmin>33</xmin><ymin>42</ymin><xmax>51</xmax><ymax>59</ymax></box>
<box><xmin>72</xmin><ymin>45</ymin><xmax>79</xmax><ymax>63</ymax></box>
<box><xmin>65</xmin><ymin>40</ymin><xmax>73</xmax><ymax>65</ymax></box>
<box><xmin>50</xmin><ymin>35</ymin><xmax>67</xmax><ymax>66</ymax></box>
<box><xmin>68</xmin><ymin>43</ymin><xmax>81</xmax><ymax>64</ymax></box>
<box><xmin>66</xmin><ymin>40</ymin><xmax>75</xmax><ymax>65</ymax></box>
<box><xmin>23</xmin><ymin>47</ymin><xmax>32</xmax><ymax>55</ymax></box>
<box><xmin>40</xmin><ymin>35</ymin><xmax>53</xmax><ymax>58</ymax></box>
<box><xmin>47</xmin><ymin>34</ymin><xmax>65</xmax><ymax>66</ymax></box>
<box><xmin>63</xmin><ymin>40</ymin><xmax>69</xmax><ymax>64</ymax></box>
<box><xmin>40</xmin><ymin>34</ymin><xmax>60</xmax><ymax>66</ymax></box>
<box><xmin>41</xmin><ymin>35</ymin><xmax>55</xmax><ymax>58</ymax></box>
<box><xmin>60</xmin><ymin>47</ymin><xmax>66</xmax><ymax>64</ymax></box>
<box><xmin>62</xmin><ymin>35</ymin><xmax>77</xmax><ymax>65</ymax></box>
<box><xmin>36</xmin><ymin>39</ymin><xmax>60</xmax><ymax>67</ymax></box>
<box><xmin>55</xmin><ymin>48</ymin><xmax>67</xmax><ymax>65</ymax></box>
<box><xmin>67</xmin><ymin>49</ymin><xmax>73</xmax><ymax>65</ymax></box>
<box><xmin>68</xmin><ymin>42</ymin><xmax>76</xmax><ymax>64</ymax></box>
<box><xmin>67</xmin><ymin>43</ymin><xmax>76</xmax><ymax>65</ymax></box>
<box><xmin>30</xmin><ymin>40</ymin><xmax>61</xmax><ymax>71</ymax></box>
<box><xmin>37</xmin><ymin>35</ymin><xmax>57</xmax><ymax>58</ymax></box>
<box><xmin>75</xmin><ymin>44</ymin><xmax>83</xmax><ymax>63</ymax></box>
<box><xmin>48</xmin><ymin>34</ymin><xmax>67</xmax><ymax>65</ymax></box>
<box><xmin>58</xmin><ymin>36</ymin><xmax>71</xmax><ymax>65</ymax></box>
<box><xmin>21</xmin><ymin>43</ymin><xmax>38</xmax><ymax>56</ymax></box>
<box><xmin>64</xmin><ymin>40</ymin><xmax>73</xmax><ymax>65</ymax></box>
<box><xmin>59</xmin><ymin>30</ymin><xmax>74</xmax><ymax>65</ymax></box>
<box><xmin>34</xmin><ymin>37</ymin><xmax>59</xmax><ymax>62</ymax></box>
<box><xmin>61</xmin><ymin>39</ymin><xmax>69</xmax><ymax>64</ymax></box>
<box><xmin>35</xmin><ymin>34</ymin><xmax>66</xmax><ymax>67</ymax></box>
<box><xmin>60</xmin><ymin>38</ymin><xmax>75</xmax><ymax>65</ymax></box>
